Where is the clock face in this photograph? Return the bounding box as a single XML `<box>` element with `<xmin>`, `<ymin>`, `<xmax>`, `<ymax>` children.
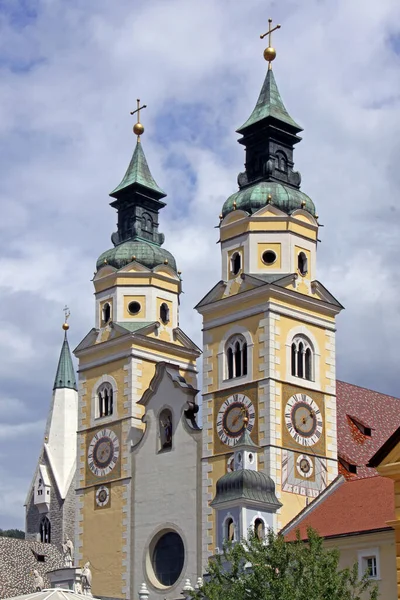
<box><xmin>95</xmin><ymin>485</ymin><xmax>110</xmax><ymax>507</ymax></box>
<box><xmin>217</xmin><ymin>394</ymin><xmax>255</xmax><ymax>446</ymax></box>
<box><xmin>87</xmin><ymin>428</ymin><xmax>120</xmax><ymax>477</ymax></box>
<box><xmin>296</xmin><ymin>454</ymin><xmax>314</xmax><ymax>478</ymax></box>
<box><xmin>284</xmin><ymin>393</ymin><xmax>323</xmax><ymax>446</ymax></box>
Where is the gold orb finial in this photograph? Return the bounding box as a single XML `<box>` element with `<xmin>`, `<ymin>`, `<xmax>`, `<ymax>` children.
<box><xmin>260</xmin><ymin>18</ymin><xmax>281</xmax><ymax>69</ymax></box>
<box><xmin>133</xmin><ymin>122</ymin><xmax>144</xmax><ymax>136</ymax></box>
<box><xmin>130</xmin><ymin>98</ymin><xmax>147</xmax><ymax>141</ymax></box>
<box><xmin>233</xmin><ymin>200</ymin><xmax>237</xmax><ymax>210</ymax></box>
<box><xmin>164</xmin><ymin>259</ymin><xmax>168</xmax><ymax>265</ymax></box>
<box><xmin>267</xmin><ymin>194</ymin><xmax>272</xmax><ymax>204</ymax></box>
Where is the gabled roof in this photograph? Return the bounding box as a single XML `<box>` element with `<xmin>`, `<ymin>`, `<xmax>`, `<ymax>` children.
<box><xmin>336</xmin><ymin>380</ymin><xmax>400</xmax><ymax>479</ymax></box>
<box><xmin>0</xmin><ymin>537</ymin><xmax>63</xmax><ymax>599</ymax></box>
<box><xmin>53</xmin><ymin>333</ymin><xmax>77</xmax><ymax>391</ymax></box>
<box><xmin>282</xmin><ymin>475</ymin><xmax>394</xmax><ymax>541</ymax></box>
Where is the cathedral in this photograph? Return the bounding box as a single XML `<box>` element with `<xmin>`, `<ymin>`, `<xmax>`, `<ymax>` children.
<box><xmin>23</xmin><ymin>24</ymin><xmax>397</xmax><ymax>600</ymax></box>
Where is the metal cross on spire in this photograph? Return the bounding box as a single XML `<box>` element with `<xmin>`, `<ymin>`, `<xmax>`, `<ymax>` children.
<box><xmin>63</xmin><ymin>305</ymin><xmax>70</xmax><ymax>332</ymax></box>
<box><xmin>260</xmin><ymin>18</ymin><xmax>281</xmax><ymax>69</ymax></box>
<box><xmin>130</xmin><ymin>98</ymin><xmax>147</xmax><ymax>141</ymax></box>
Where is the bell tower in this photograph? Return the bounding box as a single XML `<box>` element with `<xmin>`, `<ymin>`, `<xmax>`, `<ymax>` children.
<box><xmin>74</xmin><ymin>104</ymin><xmax>201</xmax><ymax>599</ymax></box>
<box><xmin>196</xmin><ymin>21</ymin><xmax>343</xmax><ymax>562</ymax></box>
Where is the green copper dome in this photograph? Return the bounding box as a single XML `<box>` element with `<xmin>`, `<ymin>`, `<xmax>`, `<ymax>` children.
<box><xmin>222</xmin><ymin>181</ymin><xmax>315</xmax><ymax>218</ymax></box>
<box><xmin>211</xmin><ymin>470</ymin><xmax>281</xmax><ymax>507</ymax></box>
<box><xmin>96</xmin><ymin>240</ymin><xmax>177</xmax><ymax>272</ymax></box>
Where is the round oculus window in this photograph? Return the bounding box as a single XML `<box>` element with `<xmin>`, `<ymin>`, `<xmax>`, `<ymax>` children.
<box><xmin>152</xmin><ymin>531</ymin><xmax>184</xmax><ymax>587</ymax></box>
<box><xmin>262</xmin><ymin>250</ymin><xmax>277</xmax><ymax>265</ymax></box>
<box><xmin>128</xmin><ymin>301</ymin><xmax>141</xmax><ymax>315</ymax></box>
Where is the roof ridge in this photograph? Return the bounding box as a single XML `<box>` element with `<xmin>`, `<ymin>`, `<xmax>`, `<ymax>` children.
<box><xmin>338</xmin><ymin>379</ymin><xmax>400</xmax><ymax>399</ymax></box>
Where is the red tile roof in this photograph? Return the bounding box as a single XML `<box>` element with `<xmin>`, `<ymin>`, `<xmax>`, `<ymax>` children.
<box><xmin>337</xmin><ymin>381</ymin><xmax>400</xmax><ymax>479</ymax></box>
<box><xmin>284</xmin><ymin>476</ymin><xmax>395</xmax><ymax>541</ymax></box>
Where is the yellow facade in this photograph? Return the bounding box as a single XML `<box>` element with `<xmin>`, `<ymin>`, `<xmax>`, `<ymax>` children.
<box><xmin>75</xmin><ymin>258</ymin><xmax>200</xmax><ymax>598</ymax></box>
<box><xmin>197</xmin><ymin>203</ymin><xmax>342</xmax><ymax>555</ymax></box>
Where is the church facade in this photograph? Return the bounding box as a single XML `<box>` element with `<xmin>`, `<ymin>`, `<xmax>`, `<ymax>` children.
<box><xmin>25</xmin><ymin>40</ymin><xmax>353</xmax><ymax>600</ymax></box>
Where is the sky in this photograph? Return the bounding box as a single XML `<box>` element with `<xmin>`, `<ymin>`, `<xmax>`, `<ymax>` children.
<box><xmin>1</xmin><ymin>0</ymin><xmax>400</xmax><ymax>529</ymax></box>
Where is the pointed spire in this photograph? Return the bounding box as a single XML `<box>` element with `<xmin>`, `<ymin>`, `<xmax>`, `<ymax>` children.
<box><xmin>110</xmin><ymin>140</ymin><xmax>166</xmax><ymax>198</ymax></box>
<box><xmin>234</xmin><ymin>427</ymin><xmax>258</xmax><ymax>449</ymax></box>
<box><xmin>237</xmin><ymin>68</ymin><xmax>300</xmax><ymax>134</ymax></box>
<box><xmin>53</xmin><ymin>324</ymin><xmax>77</xmax><ymax>391</ymax></box>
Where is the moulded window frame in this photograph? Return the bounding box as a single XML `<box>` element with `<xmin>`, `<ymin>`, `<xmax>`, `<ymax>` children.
<box><xmin>97</xmin><ymin>382</ymin><xmax>114</xmax><ymax>419</ymax></box>
<box><xmin>158</xmin><ymin>405</ymin><xmax>173</xmax><ymax>453</ymax></box>
<box><xmin>358</xmin><ymin>548</ymin><xmax>380</xmax><ymax>581</ymax></box>
<box><xmin>285</xmin><ymin>325</ymin><xmax>322</xmax><ymax>391</ymax></box>
<box><xmin>230</xmin><ymin>251</ymin><xmax>242</xmax><ymax>277</ymax></box>
<box><xmin>217</xmin><ymin>327</ymin><xmax>254</xmax><ymax>389</ymax></box>
<box><xmin>145</xmin><ymin>525</ymin><xmax>187</xmax><ymax>591</ymax></box>
<box><xmin>225</xmin><ymin>334</ymin><xmax>248</xmax><ymax>380</ymax></box>
<box><xmin>91</xmin><ymin>375</ymin><xmax>118</xmax><ymax>425</ymax></box>
<box><xmin>261</xmin><ymin>249</ymin><xmax>278</xmax><ymax>266</ymax></box>
<box><xmin>128</xmin><ymin>300</ymin><xmax>142</xmax><ymax>316</ymax></box>
<box><xmin>102</xmin><ymin>302</ymin><xmax>112</xmax><ymax>325</ymax></box>
<box><xmin>291</xmin><ymin>335</ymin><xmax>314</xmax><ymax>382</ymax></box>
<box><xmin>297</xmin><ymin>251</ymin><xmax>308</xmax><ymax>277</ymax></box>
<box><xmin>222</xmin><ymin>514</ymin><xmax>236</xmax><ymax>543</ymax></box>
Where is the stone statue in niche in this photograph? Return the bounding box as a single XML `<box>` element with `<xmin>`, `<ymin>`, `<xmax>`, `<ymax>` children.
<box><xmin>62</xmin><ymin>534</ymin><xmax>74</xmax><ymax>567</ymax></box>
<box><xmin>33</xmin><ymin>570</ymin><xmax>44</xmax><ymax>592</ymax></box>
<box><xmin>81</xmin><ymin>562</ymin><xmax>92</xmax><ymax>596</ymax></box>
<box><xmin>159</xmin><ymin>410</ymin><xmax>173</xmax><ymax>449</ymax></box>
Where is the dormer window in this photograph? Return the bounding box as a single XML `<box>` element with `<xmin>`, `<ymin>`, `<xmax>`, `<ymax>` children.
<box><xmin>339</xmin><ymin>455</ymin><xmax>357</xmax><ymax>475</ymax></box>
<box><xmin>348</xmin><ymin>415</ymin><xmax>372</xmax><ymax>437</ymax></box>
<box><xmin>231</xmin><ymin>252</ymin><xmax>241</xmax><ymax>276</ymax></box>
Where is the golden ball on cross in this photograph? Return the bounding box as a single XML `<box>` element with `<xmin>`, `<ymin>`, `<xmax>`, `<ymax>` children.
<box><xmin>133</xmin><ymin>122</ymin><xmax>144</xmax><ymax>136</ymax></box>
<box><xmin>264</xmin><ymin>46</ymin><xmax>276</xmax><ymax>62</ymax></box>
<box><xmin>62</xmin><ymin>322</ymin><xmax>70</xmax><ymax>331</ymax></box>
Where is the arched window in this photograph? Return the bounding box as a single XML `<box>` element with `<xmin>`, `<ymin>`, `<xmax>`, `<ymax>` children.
<box><xmin>102</xmin><ymin>303</ymin><xmax>111</xmax><ymax>324</ymax></box>
<box><xmin>40</xmin><ymin>517</ymin><xmax>51</xmax><ymax>543</ymax></box>
<box><xmin>275</xmin><ymin>152</ymin><xmax>287</xmax><ymax>172</ymax></box>
<box><xmin>226</xmin><ymin>335</ymin><xmax>248</xmax><ymax>379</ymax></box>
<box><xmin>98</xmin><ymin>382</ymin><xmax>114</xmax><ymax>418</ymax></box>
<box><xmin>291</xmin><ymin>336</ymin><xmax>314</xmax><ymax>381</ymax></box>
<box><xmin>159</xmin><ymin>408</ymin><xmax>173</xmax><ymax>450</ymax></box>
<box><xmin>254</xmin><ymin>518</ymin><xmax>265</xmax><ymax>540</ymax></box>
<box><xmin>231</xmin><ymin>252</ymin><xmax>241</xmax><ymax>276</ymax></box>
<box><xmin>224</xmin><ymin>517</ymin><xmax>235</xmax><ymax>542</ymax></box>
<box><xmin>142</xmin><ymin>213</ymin><xmax>153</xmax><ymax>238</ymax></box>
<box><xmin>298</xmin><ymin>252</ymin><xmax>308</xmax><ymax>276</ymax></box>
<box><xmin>160</xmin><ymin>303</ymin><xmax>170</xmax><ymax>324</ymax></box>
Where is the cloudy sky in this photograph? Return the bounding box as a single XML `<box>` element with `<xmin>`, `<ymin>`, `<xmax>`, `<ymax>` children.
<box><xmin>1</xmin><ymin>0</ymin><xmax>400</xmax><ymax>529</ymax></box>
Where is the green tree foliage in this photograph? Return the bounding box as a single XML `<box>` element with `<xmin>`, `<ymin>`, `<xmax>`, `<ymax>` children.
<box><xmin>0</xmin><ymin>528</ymin><xmax>25</xmax><ymax>539</ymax></box>
<box><xmin>197</xmin><ymin>528</ymin><xmax>378</xmax><ymax>600</ymax></box>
